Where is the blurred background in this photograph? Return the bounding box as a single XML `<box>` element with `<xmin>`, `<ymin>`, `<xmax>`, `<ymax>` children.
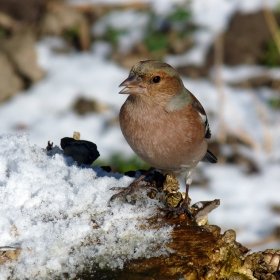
<box><xmin>0</xmin><ymin>0</ymin><xmax>280</xmax><ymax>251</ymax></box>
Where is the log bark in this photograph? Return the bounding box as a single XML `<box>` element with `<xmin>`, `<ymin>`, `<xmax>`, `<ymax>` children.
<box><xmin>75</xmin><ymin>207</ymin><xmax>280</xmax><ymax>280</ymax></box>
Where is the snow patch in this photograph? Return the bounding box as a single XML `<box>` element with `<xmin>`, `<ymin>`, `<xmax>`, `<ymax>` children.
<box><xmin>0</xmin><ymin>134</ymin><xmax>172</xmax><ymax>279</ymax></box>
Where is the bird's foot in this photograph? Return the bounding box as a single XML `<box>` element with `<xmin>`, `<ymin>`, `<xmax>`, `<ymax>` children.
<box><xmin>108</xmin><ymin>185</ymin><xmax>134</xmax><ymax>206</ymax></box>
<box><xmin>108</xmin><ymin>167</ymin><xmax>156</xmax><ymax>206</ymax></box>
<box><xmin>108</xmin><ymin>181</ymin><xmax>154</xmax><ymax>206</ymax></box>
<box><xmin>166</xmin><ymin>201</ymin><xmax>194</xmax><ymax>220</ymax></box>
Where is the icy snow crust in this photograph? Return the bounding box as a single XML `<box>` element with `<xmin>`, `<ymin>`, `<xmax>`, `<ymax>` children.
<box><xmin>0</xmin><ymin>134</ymin><xmax>172</xmax><ymax>279</ymax></box>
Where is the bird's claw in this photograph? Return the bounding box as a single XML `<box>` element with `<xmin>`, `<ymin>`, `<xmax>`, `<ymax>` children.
<box><xmin>110</xmin><ymin>186</ymin><xmax>126</xmax><ymax>191</ymax></box>
<box><xmin>108</xmin><ymin>181</ymin><xmax>156</xmax><ymax>207</ymax></box>
<box><xmin>108</xmin><ymin>187</ymin><xmax>132</xmax><ymax>206</ymax></box>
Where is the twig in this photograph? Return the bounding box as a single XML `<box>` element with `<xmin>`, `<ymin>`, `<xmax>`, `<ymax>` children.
<box><xmin>214</xmin><ymin>33</ymin><xmax>227</xmax><ymax>146</ymax></box>
<box><xmin>263</xmin><ymin>4</ymin><xmax>280</xmax><ymax>55</ymax></box>
<box><xmin>263</xmin><ymin>1</ymin><xmax>280</xmax><ymax>153</ymax></box>
<box><xmin>226</xmin><ymin>127</ymin><xmax>261</xmax><ymax>151</ymax></box>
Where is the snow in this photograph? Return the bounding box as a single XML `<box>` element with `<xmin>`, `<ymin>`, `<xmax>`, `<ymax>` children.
<box><xmin>190</xmin><ymin>163</ymin><xmax>280</xmax><ymax>248</ymax></box>
<box><xmin>92</xmin><ymin>10</ymin><xmax>149</xmax><ymax>54</ymax></box>
<box><xmin>1</xmin><ymin>0</ymin><xmax>280</xmax><ymax>278</ymax></box>
<box><xmin>0</xmin><ymin>38</ymin><xmax>130</xmax><ymax>159</ymax></box>
<box><xmin>0</xmin><ymin>134</ymin><xmax>172</xmax><ymax>279</ymax></box>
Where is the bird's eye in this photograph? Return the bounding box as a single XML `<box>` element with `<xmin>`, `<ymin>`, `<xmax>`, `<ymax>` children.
<box><xmin>152</xmin><ymin>76</ymin><xmax>161</xmax><ymax>83</ymax></box>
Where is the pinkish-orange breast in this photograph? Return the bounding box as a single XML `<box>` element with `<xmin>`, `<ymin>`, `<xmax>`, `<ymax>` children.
<box><xmin>120</xmin><ymin>97</ymin><xmax>207</xmax><ymax>172</ymax></box>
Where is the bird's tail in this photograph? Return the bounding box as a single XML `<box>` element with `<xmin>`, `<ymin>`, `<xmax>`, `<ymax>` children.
<box><xmin>201</xmin><ymin>149</ymin><xmax>217</xmax><ymax>163</ymax></box>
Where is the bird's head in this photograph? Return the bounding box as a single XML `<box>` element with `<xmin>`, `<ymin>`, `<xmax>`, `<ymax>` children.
<box><xmin>119</xmin><ymin>60</ymin><xmax>183</xmax><ymax>97</ymax></box>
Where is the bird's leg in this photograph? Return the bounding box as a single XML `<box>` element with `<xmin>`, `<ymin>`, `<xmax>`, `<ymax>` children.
<box><xmin>108</xmin><ymin>167</ymin><xmax>156</xmax><ymax>205</ymax></box>
<box><xmin>179</xmin><ymin>171</ymin><xmax>194</xmax><ymax>217</ymax></box>
<box><xmin>179</xmin><ymin>182</ymin><xmax>192</xmax><ymax>213</ymax></box>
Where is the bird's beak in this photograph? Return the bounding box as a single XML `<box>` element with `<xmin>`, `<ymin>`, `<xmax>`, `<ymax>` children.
<box><xmin>119</xmin><ymin>75</ymin><xmax>144</xmax><ymax>94</ymax></box>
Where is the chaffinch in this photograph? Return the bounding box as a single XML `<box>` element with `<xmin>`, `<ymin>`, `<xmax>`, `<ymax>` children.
<box><xmin>110</xmin><ymin>60</ymin><xmax>217</xmax><ymax>214</ymax></box>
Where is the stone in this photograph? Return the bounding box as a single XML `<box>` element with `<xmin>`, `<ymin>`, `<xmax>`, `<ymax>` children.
<box><xmin>60</xmin><ymin>137</ymin><xmax>100</xmax><ymax>165</ymax></box>
<box><xmin>1</xmin><ymin>30</ymin><xmax>44</xmax><ymax>83</ymax></box>
<box><xmin>0</xmin><ymin>51</ymin><xmax>24</xmax><ymax>102</ymax></box>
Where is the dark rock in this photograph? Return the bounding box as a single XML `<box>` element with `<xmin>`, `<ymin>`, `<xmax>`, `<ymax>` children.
<box><xmin>211</xmin><ymin>10</ymin><xmax>280</xmax><ymax>66</ymax></box>
<box><xmin>0</xmin><ymin>0</ymin><xmax>48</xmax><ymax>25</ymax></box>
<box><xmin>1</xmin><ymin>30</ymin><xmax>44</xmax><ymax>83</ymax></box>
<box><xmin>224</xmin><ymin>11</ymin><xmax>278</xmax><ymax>65</ymax></box>
<box><xmin>100</xmin><ymin>166</ymin><xmax>112</xmax><ymax>173</ymax></box>
<box><xmin>60</xmin><ymin>137</ymin><xmax>100</xmax><ymax>165</ymax></box>
<box><xmin>73</xmin><ymin>97</ymin><xmax>109</xmax><ymax>115</ymax></box>
<box><xmin>178</xmin><ymin>10</ymin><xmax>280</xmax><ymax>79</ymax></box>
<box><xmin>124</xmin><ymin>170</ymin><xmax>137</xmax><ymax>178</ymax></box>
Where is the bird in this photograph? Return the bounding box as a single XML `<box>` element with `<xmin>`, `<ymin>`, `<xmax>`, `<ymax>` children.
<box><xmin>109</xmin><ymin>60</ymin><xmax>217</xmax><ymax>214</ymax></box>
